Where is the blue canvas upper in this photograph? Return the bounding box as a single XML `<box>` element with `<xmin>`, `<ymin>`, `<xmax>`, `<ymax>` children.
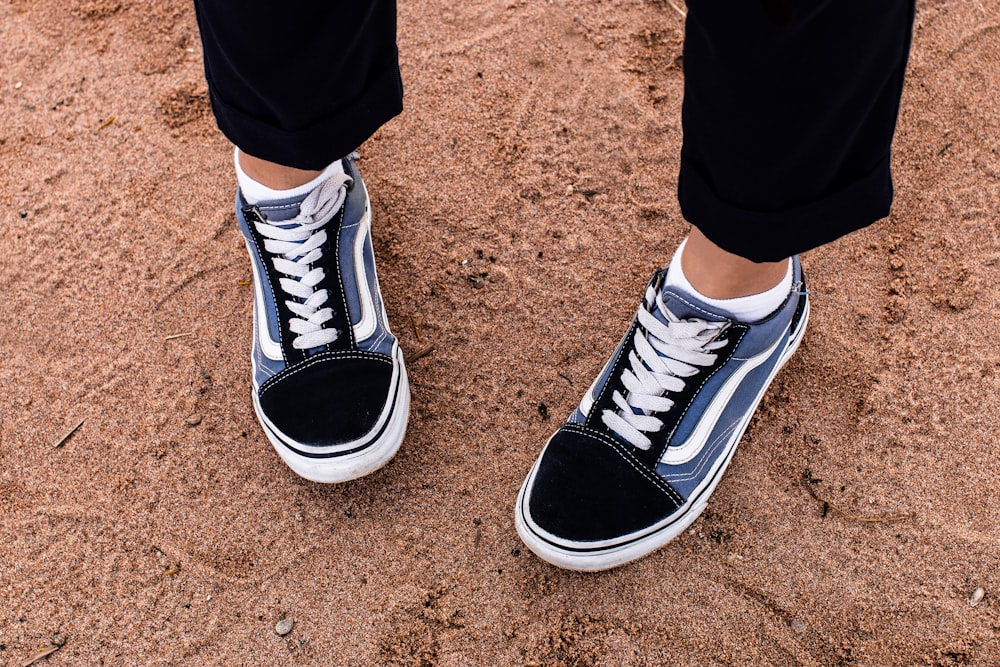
<box><xmin>574</xmin><ymin>259</ymin><xmax>806</xmax><ymax>500</ymax></box>
<box><xmin>236</xmin><ymin>156</ymin><xmax>397</xmax><ymax>392</ymax></box>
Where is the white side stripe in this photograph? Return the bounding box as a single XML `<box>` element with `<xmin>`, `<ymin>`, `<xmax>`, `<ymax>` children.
<box><xmin>249</xmin><ymin>240</ymin><xmax>284</xmax><ymax>361</ymax></box>
<box><xmin>351</xmin><ymin>193</ymin><xmax>377</xmax><ymax>342</ymax></box>
<box><xmin>659</xmin><ymin>328</ymin><xmax>787</xmax><ymax>466</ymax></box>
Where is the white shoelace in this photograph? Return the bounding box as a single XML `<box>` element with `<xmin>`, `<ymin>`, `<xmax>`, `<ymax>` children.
<box><xmin>252</xmin><ymin>173</ymin><xmax>352</xmax><ymax>350</ymax></box>
<box><xmin>601</xmin><ymin>289</ymin><xmax>730</xmax><ymax>451</ymax></box>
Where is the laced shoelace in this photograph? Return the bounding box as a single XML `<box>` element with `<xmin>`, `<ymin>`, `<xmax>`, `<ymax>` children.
<box><xmin>601</xmin><ymin>289</ymin><xmax>730</xmax><ymax>451</ymax></box>
<box><xmin>252</xmin><ymin>173</ymin><xmax>352</xmax><ymax>350</ymax></box>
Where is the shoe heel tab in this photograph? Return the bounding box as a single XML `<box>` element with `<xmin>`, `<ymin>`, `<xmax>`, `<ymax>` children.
<box><xmin>790</xmin><ymin>256</ymin><xmax>810</xmax><ymax>297</ymax></box>
<box><xmin>342</xmin><ymin>153</ymin><xmax>361</xmax><ymax>191</ymax></box>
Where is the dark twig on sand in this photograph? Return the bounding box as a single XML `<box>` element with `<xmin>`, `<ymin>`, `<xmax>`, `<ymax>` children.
<box><xmin>802</xmin><ymin>470</ymin><xmax>915</xmax><ymax>524</ymax></box>
<box><xmin>22</xmin><ymin>635</ymin><xmax>65</xmax><ymax>667</ymax></box>
<box><xmin>52</xmin><ymin>419</ymin><xmax>85</xmax><ymax>449</ymax></box>
<box><xmin>405</xmin><ymin>343</ymin><xmax>435</xmax><ymax>364</ymax></box>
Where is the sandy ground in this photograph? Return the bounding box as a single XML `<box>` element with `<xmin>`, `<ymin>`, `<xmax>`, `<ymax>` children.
<box><xmin>2</xmin><ymin>0</ymin><xmax>1000</xmax><ymax>665</ymax></box>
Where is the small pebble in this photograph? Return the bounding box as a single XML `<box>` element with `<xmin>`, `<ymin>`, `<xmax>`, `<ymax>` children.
<box><xmin>275</xmin><ymin>617</ymin><xmax>294</xmax><ymax>636</ymax></box>
<box><xmin>184</xmin><ymin>414</ymin><xmax>202</xmax><ymax>426</ymax></box>
<box><xmin>295</xmin><ymin>511</ymin><xmax>304</xmax><ymax>521</ymax></box>
<box><xmin>19</xmin><ymin>210</ymin><xmax>28</xmax><ymax>218</ymax></box>
<box><xmin>790</xmin><ymin>619</ymin><xmax>806</xmax><ymax>635</ymax></box>
<box><xmin>52</xmin><ymin>633</ymin><xmax>66</xmax><ymax>647</ymax></box>
<box><xmin>970</xmin><ymin>587</ymin><xmax>985</xmax><ymax>608</ymax></box>
<box><xmin>14</xmin><ymin>81</ymin><xmax>22</xmax><ymax>89</ymax></box>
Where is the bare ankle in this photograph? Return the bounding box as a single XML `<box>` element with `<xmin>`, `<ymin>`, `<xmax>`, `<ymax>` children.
<box><xmin>680</xmin><ymin>227</ymin><xmax>789</xmax><ymax>299</ymax></box>
<box><xmin>237</xmin><ymin>150</ymin><xmax>323</xmax><ymax>190</ymax></box>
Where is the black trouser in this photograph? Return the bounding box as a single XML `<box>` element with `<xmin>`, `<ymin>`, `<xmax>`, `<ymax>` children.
<box><xmin>192</xmin><ymin>0</ymin><xmax>402</xmax><ymax>171</ymax></box>
<box><xmin>680</xmin><ymin>0</ymin><xmax>916</xmax><ymax>260</ymax></box>
<box><xmin>194</xmin><ymin>0</ymin><xmax>915</xmax><ymax>262</ymax></box>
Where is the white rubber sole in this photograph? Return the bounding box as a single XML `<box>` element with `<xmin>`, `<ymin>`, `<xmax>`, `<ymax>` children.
<box><xmin>515</xmin><ymin>299</ymin><xmax>810</xmax><ymax>571</ymax></box>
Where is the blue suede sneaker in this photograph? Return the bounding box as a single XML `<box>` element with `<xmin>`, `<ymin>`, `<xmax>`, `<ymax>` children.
<box><xmin>236</xmin><ymin>156</ymin><xmax>409</xmax><ymax>483</ymax></box>
<box><xmin>515</xmin><ymin>259</ymin><xmax>809</xmax><ymax>570</ymax></box>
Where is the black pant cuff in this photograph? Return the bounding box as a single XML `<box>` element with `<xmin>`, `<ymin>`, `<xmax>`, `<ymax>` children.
<box><xmin>207</xmin><ymin>64</ymin><xmax>404</xmax><ymax>170</ymax></box>
<box><xmin>678</xmin><ymin>154</ymin><xmax>895</xmax><ymax>263</ymax></box>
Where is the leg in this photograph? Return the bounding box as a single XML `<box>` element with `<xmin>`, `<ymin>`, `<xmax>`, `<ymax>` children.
<box><xmin>194</xmin><ymin>0</ymin><xmax>410</xmax><ymax>482</ymax></box>
<box><xmin>681</xmin><ymin>227</ymin><xmax>788</xmax><ymax>300</ymax></box>
<box><xmin>194</xmin><ymin>0</ymin><xmax>402</xmax><ymax>169</ymax></box>
<box><xmin>679</xmin><ymin>0</ymin><xmax>916</xmax><ymax>262</ymax></box>
<box><xmin>678</xmin><ymin>0</ymin><xmax>915</xmax><ymax>299</ymax></box>
<box><xmin>237</xmin><ymin>153</ymin><xmax>322</xmax><ymax>191</ymax></box>
<box><xmin>516</xmin><ymin>0</ymin><xmax>915</xmax><ymax>570</ymax></box>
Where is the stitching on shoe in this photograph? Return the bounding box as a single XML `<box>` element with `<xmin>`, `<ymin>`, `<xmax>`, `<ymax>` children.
<box><xmin>665</xmin><ymin>290</ymin><xmax>731</xmax><ymax>321</ymax></box>
<box><xmin>369</xmin><ymin>326</ymin><xmax>388</xmax><ymax>350</ymax></box>
<box><xmin>259</xmin><ymin>349</ymin><xmax>393</xmax><ymax>395</ymax></box>
<box><xmin>566</xmin><ymin>424</ymin><xmax>686</xmax><ymax>506</ymax></box>
<box><xmin>731</xmin><ymin>319</ymin><xmax>791</xmax><ymax>362</ymax></box>
<box><xmin>332</xmin><ymin>206</ymin><xmax>356</xmax><ymax>348</ymax></box>
<box><xmin>660</xmin><ymin>418</ymin><xmax>740</xmax><ymax>483</ymax></box>
<box><xmin>256</xmin><ymin>202</ymin><xmax>301</xmax><ymax>213</ymax></box>
<box><xmin>586</xmin><ymin>320</ymin><xmax>637</xmax><ymax>426</ymax></box>
<box><xmin>255</xmin><ymin>344</ymin><xmax>277</xmax><ymax>379</ymax></box>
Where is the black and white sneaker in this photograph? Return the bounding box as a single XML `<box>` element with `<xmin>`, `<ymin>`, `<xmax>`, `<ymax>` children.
<box><xmin>515</xmin><ymin>259</ymin><xmax>809</xmax><ymax>570</ymax></box>
<box><xmin>236</xmin><ymin>156</ymin><xmax>409</xmax><ymax>482</ymax></box>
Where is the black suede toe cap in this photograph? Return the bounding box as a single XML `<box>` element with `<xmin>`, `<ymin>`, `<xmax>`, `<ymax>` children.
<box><xmin>258</xmin><ymin>352</ymin><xmax>395</xmax><ymax>447</ymax></box>
<box><xmin>527</xmin><ymin>424</ymin><xmax>684</xmax><ymax>543</ymax></box>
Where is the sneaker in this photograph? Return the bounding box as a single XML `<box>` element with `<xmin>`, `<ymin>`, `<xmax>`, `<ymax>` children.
<box><xmin>515</xmin><ymin>258</ymin><xmax>809</xmax><ymax>570</ymax></box>
<box><xmin>236</xmin><ymin>155</ymin><xmax>409</xmax><ymax>483</ymax></box>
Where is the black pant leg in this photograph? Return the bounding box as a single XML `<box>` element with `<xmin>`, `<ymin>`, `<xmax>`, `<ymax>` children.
<box><xmin>193</xmin><ymin>0</ymin><xmax>402</xmax><ymax>169</ymax></box>
<box><xmin>678</xmin><ymin>0</ymin><xmax>916</xmax><ymax>262</ymax></box>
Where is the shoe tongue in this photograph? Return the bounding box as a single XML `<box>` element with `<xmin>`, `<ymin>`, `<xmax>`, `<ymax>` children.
<box><xmin>256</xmin><ymin>194</ymin><xmax>307</xmax><ymax>225</ymax></box>
<box><xmin>252</xmin><ymin>160</ymin><xmax>348</xmax><ymax>225</ymax></box>
<box><xmin>654</xmin><ymin>286</ymin><xmax>731</xmax><ymax>325</ymax></box>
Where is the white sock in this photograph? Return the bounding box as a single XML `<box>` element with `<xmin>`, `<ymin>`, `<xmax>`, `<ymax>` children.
<box><xmin>235</xmin><ymin>148</ymin><xmax>345</xmax><ymax>205</ymax></box>
<box><xmin>663</xmin><ymin>238</ymin><xmax>793</xmax><ymax>322</ymax></box>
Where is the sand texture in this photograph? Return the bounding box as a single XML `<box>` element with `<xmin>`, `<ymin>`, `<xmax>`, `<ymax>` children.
<box><xmin>2</xmin><ymin>0</ymin><xmax>1000</xmax><ymax>664</ymax></box>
